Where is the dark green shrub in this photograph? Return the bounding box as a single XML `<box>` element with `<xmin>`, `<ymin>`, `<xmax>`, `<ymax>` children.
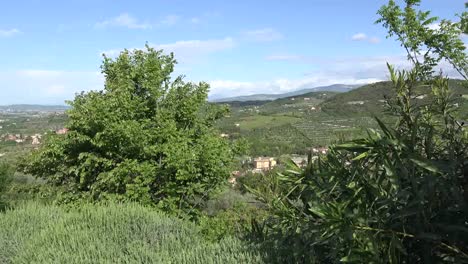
<box><xmin>0</xmin><ymin>163</ymin><xmax>12</xmax><ymax>211</ymax></box>
<box><xmin>199</xmin><ymin>188</ymin><xmax>267</xmax><ymax>241</ymax></box>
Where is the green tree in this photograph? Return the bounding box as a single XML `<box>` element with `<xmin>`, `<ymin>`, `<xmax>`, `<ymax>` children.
<box><xmin>0</xmin><ymin>163</ymin><xmax>12</xmax><ymax>211</ymax></box>
<box><xmin>376</xmin><ymin>0</ymin><xmax>468</xmax><ymax>80</ymax></box>
<box><xmin>20</xmin><ymin>45</ymin><xmax>233</xmax><ymax>215</ymax></box>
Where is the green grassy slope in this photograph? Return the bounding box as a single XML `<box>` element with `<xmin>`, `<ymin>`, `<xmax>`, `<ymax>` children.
<box><xmin>0</xmin><ymin>203</ymin><xmax>266</xmax><ymax>264</ymax></box>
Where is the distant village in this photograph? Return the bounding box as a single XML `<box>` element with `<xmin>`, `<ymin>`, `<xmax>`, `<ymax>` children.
<box><xmin>0</xmin><ymin>128</ymin><xmax>68</xmax><ymax>146</ymax></box>
<box><xmin>0</xmin><ymin>109</ymin><xmax>68</xmax><ymax>150</ymax></box>
<box><xmin>228</xmin><ymin>146</ymin><xmax>329</xmax><ymax>185</ymax></box>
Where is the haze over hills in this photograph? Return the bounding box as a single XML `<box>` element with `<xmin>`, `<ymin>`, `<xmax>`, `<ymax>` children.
<box><xmin>211</xmin><ymin>84</ymin><xmax>364</xmax><ymax>102</ymax></box>
<box><xmin>0</xmin><ymin>104</ymin><xmax>69</xmax><ymax>112</ymax></box>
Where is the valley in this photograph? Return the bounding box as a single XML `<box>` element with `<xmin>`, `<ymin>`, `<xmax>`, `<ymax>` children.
<box><xmin>216</xmin><ymin>80</ymin><xmax>468</xmax><ymax>156</ymax></box>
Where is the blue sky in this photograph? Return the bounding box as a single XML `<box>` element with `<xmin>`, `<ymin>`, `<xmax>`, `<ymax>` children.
<box><xmin>0</xmin><ymin>0</ymin><xmax>465</xmax><ymax>104</ymax></box>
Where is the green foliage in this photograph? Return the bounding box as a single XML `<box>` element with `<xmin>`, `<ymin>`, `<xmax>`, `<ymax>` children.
<box><xmin>248</xmin><ymin>1</ymin><xmax>468</xmax><ymax>260</ymax></box>
<box><xmin>251</xmin><ymin>70</ymin><xmax>468</xmax><ymax>263</ymax></box>
<box><xmin>19</xmin><ymin>45</ymin><xmax>233</xmax><ymax>215</ymax></box>
<box><xmin>5</xmin><ymin>180</ymin><xmax>59</xmax><ymax>206</ymax></box>
<box><xmin>198</xmin><ymin>188</ymin><xmax>267</xmax><ymax>241</ymax></box>
<box><xmin>0</xmin><ymin>163</ymin><xmax>13</xmax><ymax>210</ymax></box>
<box><xmin>0</xmin><ymin>202</ymin><xmax>267</xmax><ymax>263</ymax></box>
<box><xmin>237</xmin><ymin>169</ymin><xmax>289</xmax><ymax>198</ymax></box>
<box><xmin>244</xmin><ymin>5</ymin><xmax>468</xmax><ymax>260</ymax></box>
<box><xmin>376</xmin><ymin>0</ymin><xmax>468</xmax><ymax>80</ymax></box>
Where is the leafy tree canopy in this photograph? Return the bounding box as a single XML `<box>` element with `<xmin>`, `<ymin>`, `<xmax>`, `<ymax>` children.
<box><xmin>376</xmin><ymin>0</ymin><xmax>468</xmax><ymax>80</ymax></box>
<box><xmin>21</xmin><ymin>45</ymin><xmax>233</xmax><ymax>214</ymax></box>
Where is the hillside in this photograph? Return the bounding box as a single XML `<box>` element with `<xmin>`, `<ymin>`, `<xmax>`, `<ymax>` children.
<box><xmin>214</xmin><ymin>79</ymin><xmax>467</xmax><ymax>156</ymax></box>
<box><xmin>213</xmin><ymin>84</ymin><xmax>362</xmax><ymax>102</ymax></box>
<box><xmin>213</xmin><ymin>100</ymin><xmax>271</xmax><ymax>108</ymax></box>
<box><xmin>215</xmin><ymin>90</ymin><xmax>375</xmax><ymax>155</ymax></box>
<box><xmin>219</xmin><ymin>91</ymin><xmax>337</xmax><ymax>112</ymax></box>
<box><xmin>320</xmin><ymin>80</ymin><xmax>468</xmax><ymax>118</ymax></box>
<box><xmin>259</xmin><ymin>91</ymin><xmax>338</xmax><ymax>114</ymax></box>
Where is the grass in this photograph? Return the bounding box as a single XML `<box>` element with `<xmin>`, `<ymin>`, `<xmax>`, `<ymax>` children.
<box><xmin>0</xmin><ymin>202</ymin><xmax>266</xmax><ymax>264</ymax></box>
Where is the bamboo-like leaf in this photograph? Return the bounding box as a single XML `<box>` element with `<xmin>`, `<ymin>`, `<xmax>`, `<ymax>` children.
<box><xmin>409</xmin><ymin>157</ymin><xmax>441</xmax><ymax>174</ymax></box>
<box><xmin>352</xmin><ymin>152</ymin><xmax>369</xmax><ymax>161</ymax></box>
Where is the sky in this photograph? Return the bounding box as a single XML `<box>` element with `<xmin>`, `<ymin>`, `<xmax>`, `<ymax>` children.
<box><xmin>0</xmin><ymin>0</ymin><xmax>465</xmax><ymax>104</ymax></box>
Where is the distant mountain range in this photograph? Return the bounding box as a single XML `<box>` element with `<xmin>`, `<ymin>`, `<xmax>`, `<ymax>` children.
<box><xmin>211</xmin><ymin>84</ymin><xmax>364</xmax><ymax>102</ymax></box>
<box><xmin>0</xmin><ymin>104</ymin><xmax>69</xmax><ymax>112</ymax></box>
<box><xmin>320</xmin><ymin>80</ymin><xmax>468</xmax><ymax>118</ymax></box>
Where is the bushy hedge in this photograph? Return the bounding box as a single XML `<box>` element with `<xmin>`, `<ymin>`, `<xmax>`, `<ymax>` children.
<box><xmin>0</xmin><ymin>202</ymin><xmax>266</xmax><ymax>263</ymax></box>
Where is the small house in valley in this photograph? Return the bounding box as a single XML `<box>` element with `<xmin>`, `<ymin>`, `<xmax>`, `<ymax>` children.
<box><xmin>56</xmin><ymin>128</ymin><xmax>69</xmax><ymax>135</ymax></box>
<box><xmin>312</xmin><ymin>147</ymin><xmax>329</xmax><ymax>155</ymax></box>
<box><xmin>253</xmin><ymin>157</ymin><xmax>277</xmax><ymax>171</ymax></box>
<box><xmin>291</xmin><ymin>156</ymin><xmax>308</xmax><ymax>168</ymax></box>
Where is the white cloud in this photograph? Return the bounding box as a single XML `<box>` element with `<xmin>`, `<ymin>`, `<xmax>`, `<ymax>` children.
<box><xmin>3</xmin><ymin>53</ymin><xmax>462</xmax><ymax>104</ymax></box>
<box><xmin>187</xmin><ymin>11</ymin><xmax>221</xmax><ymax>25</ymax></box>
<box><xmin>190</xmin><ymin>17</ymin><xmax>201</xmax><ymax>24</ymax></box>
<box><xmin>351</xmin><ymin>33</ymin><xmax>380</xmax><ymax>44</ymax></box>
<box><xmin>156</xmin><ymin>37</ymin><xmax>235</xmax><ymax>53</ymax></box>
<box><xmin>95</xmin><ymin>13</ymin><xmax>192</xmax><ymax>29</ymax></box>
<box><xmin>368</xmin><ymin>37</ymin><xmax>381</xmax><ymax>44</ymax></box>
<box><xmin>95</xmin><ymin>13</ymin><xmax>151</xmax><ymax>29</ymax></box>
<box><xmin>0</xmin><ymin>70</ymin><xmax>103</xmax><ymax>105</ymax></box>
<box><xmin>208</xmin><ymin>54</ymin><xmax>462</xmax><ymax>99</ymax></box>
<box><xmin>208</xmin><ymin>77</ymin><xmax>382</xmax><ymax>100</ymax></box>
<box><xmin>265</xmin><ymin>54</ymin><xmax>303</xmax><ymax>61</ymax></box>
<box><xmin>243</xmin><ymin>28</ymin><xmax>283</xmax><ymax>42</ymax></box>
<box><xmin>102</xmin><ymin>37</ymin><xmax>236</xmax><ymax>64</ymax></box>
<box><xmin>0</xmin><ymin>28</ymin><xmax>21</xmax><ymax>37</ymax></box>
<box><xmin>351</xmin><ymin>33</ymin><xmax>367</xmax><ymax>41</ymax></box>
<box><xmin>161</xmin><ymin>15</ymin><xmax>180</xmax><ymax>26</ymax></box>
<box><xmin>45</xmin><ymin>85</ymin><xmax>66</xmax><ymax>95</ymax></box>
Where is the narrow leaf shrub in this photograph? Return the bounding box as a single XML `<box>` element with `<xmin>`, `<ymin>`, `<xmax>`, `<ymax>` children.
<box><xmin>250</xmin><ymin>69</ymin><xmax>468</xmax><ymax>263</ymax></box>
